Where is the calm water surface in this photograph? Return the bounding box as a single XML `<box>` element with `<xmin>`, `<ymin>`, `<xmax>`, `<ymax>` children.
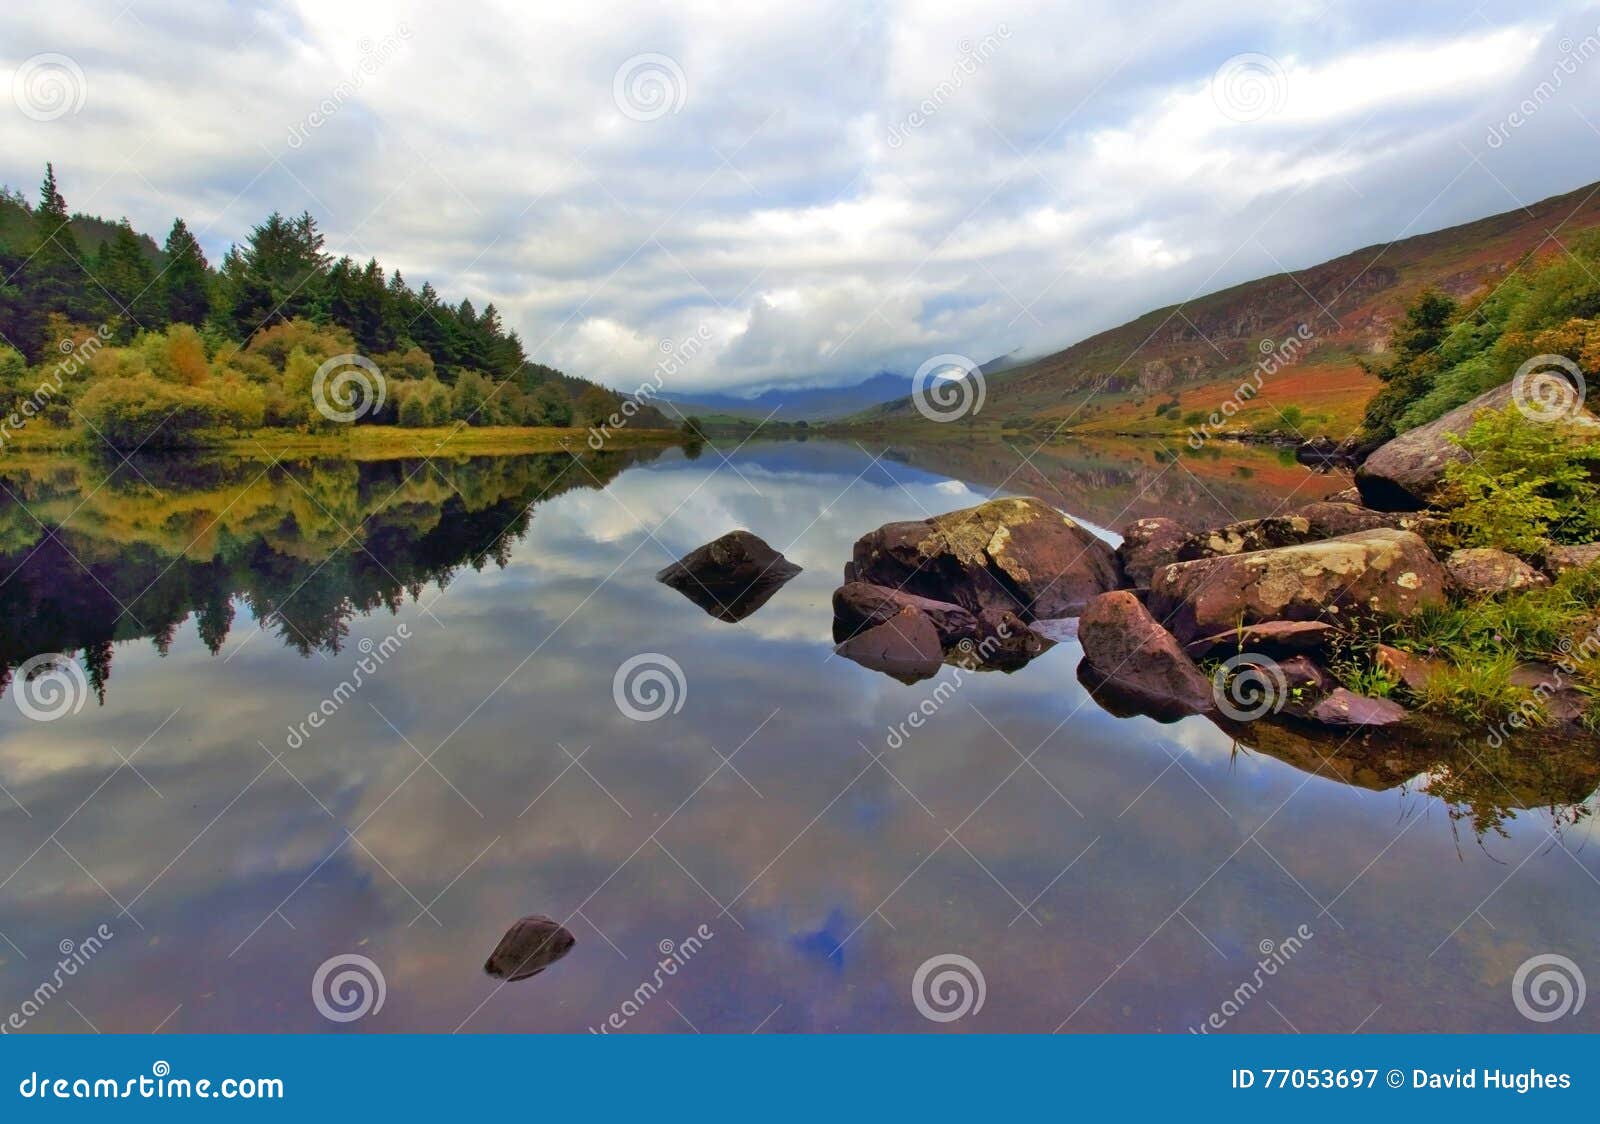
<box><xmin>0</xmin><ymin>439</ymin><xmax>1596</xmax><ymax>1033</ymax></box>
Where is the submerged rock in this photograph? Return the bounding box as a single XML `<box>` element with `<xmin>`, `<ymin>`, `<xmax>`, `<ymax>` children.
<box><xmin>484</xmin><ymin>916</ymin><xmax>577</xmax><ymax>981</ymax></box>
<box><xmin>831</xmin><ymin>582</ymin><xmax>981</xmax><ymax>646</ymax></box>
<box><xmin>1077</xmin><ymin>591</ymin><xmax>1214</xmax><ymax>717</ymax></box>
<box><xmin>833</xmin><ymin>606</ymin><xmax>945</xmax><ymax>684</ymax></box>
<box><xmin>1147</xmin><ymin>529</ymin><xmax>1448</xmax><ymax>642</ymax></box>
<box><xmin>657</xmin><ymin>530</ymin><xmax>802</xmax><ymax>622</ymax></box>
<box><xmin>848</xmin><ymin>497</ymin><xmax>1119</xmax><ymax>620</ymax></box>
<box><xmin>1444</xmin><ymin>547</ymin><xmax>1549</xmax><ymax>594</ymax></box>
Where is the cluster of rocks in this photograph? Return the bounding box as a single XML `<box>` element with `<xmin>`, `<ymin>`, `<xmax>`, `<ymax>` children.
<box><xmin>657</xmin><ymin>376</ymin><xmax>1598</xmax><ymax>736</ymax></box>
<box><xmin>831</xmin><ymin>497</ymin><xmax>1113</xmax><ymax>682</ymax></box>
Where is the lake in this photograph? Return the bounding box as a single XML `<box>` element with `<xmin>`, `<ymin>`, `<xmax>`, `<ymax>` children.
<box><xmin>0</xmin><ymin>438</ymin><xmax>1596</xmax><ymax>1033</ymax></box>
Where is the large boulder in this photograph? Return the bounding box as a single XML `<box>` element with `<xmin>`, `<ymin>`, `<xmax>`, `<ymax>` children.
<box><xmin>1147</xmin><ymin>528</ymin><xmax>1449</xmax><ymax>642</ymax></box>
<box><xmin>1077</xmin><ymin>591</ymin><xmax>1214</xmax><ymax>716</ymax></box>
<box><xmin>1116</xmin><ymin>517</ymin><xmax>1189</xmax><ymax>587</ymax></box>
<box><xmin>849</xmin><ymin>497</ymin><xmax>1119</xmax><ymax>619</ymax></box>
<box><xmin>1444</xmin><ymin>547</ymin><xmax>1549</xmax><ymax>594</ymax></box>
<box><xmin>657</xmin><ymin>530</ymin><xmax>802</xmax><ymax>622</ymax></box>
<box><xmin>1356</xmin><ymin>380</ymin><xmax>1599</xmax><ymax>510</ymax></box>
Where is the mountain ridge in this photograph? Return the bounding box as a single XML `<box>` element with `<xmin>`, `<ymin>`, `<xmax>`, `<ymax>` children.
<box><xmin>852</xmin><ymin>178</ymin><xmax>1600</xmax><ymax>436</ymax></box>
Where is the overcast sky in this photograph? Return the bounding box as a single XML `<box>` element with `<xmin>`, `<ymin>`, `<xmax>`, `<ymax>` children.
<box><xmin>5</xmin><ymin>0</ymin><xmax>1600</xmax><ymax>394</ymax></box>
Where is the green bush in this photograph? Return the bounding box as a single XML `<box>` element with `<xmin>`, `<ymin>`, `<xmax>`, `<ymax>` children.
<box><xmin>76</xmin><ymin>373</ymin><xmax>258</xmax><ymax>448</ymax></box>
<box><xmin>1438</xmin><ymin>405</ymin><xmax>1600</xmax><ymax>555</ymax></box>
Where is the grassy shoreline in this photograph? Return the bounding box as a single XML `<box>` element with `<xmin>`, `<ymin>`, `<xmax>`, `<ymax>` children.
<box><xmin>1</xmin><ymin>423</ymin><xmax>686</xmax><ymax>461</ymax></box>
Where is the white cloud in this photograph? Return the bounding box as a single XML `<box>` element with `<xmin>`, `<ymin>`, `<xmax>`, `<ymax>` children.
<box><xmin>1</xmin><ymin>0</ymin><xmax>1594</xmax><ymax>394</ymax></box>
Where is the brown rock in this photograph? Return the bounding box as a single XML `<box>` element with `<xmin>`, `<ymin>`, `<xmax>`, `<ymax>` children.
<box><xmin>832</xmin><ymin>582</ymin><xmax>980</xmax><ymax>645</ymax></box>
<box><xmin>484</xmin><ymin>916</ymin><xmax>577</xmax><ymax>981</ymax></box>
<box><xmin>1542</xmin><ymin>542</ymin><xmax>1600</xmax><ymax>577</ymax></box>
<box><xmin>1175</xmin><ymin>515</ymin><xmax>1313</xmax><ymax>561</ymax></box>
<box><xmin>1444</xmin><ymin>547</ymin><xmax>1549</xmax><ymax>594</ymax></box>
<box><xmin>1116</xmin><ymin>517</ymin><xmax>1189</xmax><ymax>587</ymax></box>
<box><xmin>1077</xmin><ymin>591</ymin><xmax>1214</xmax><ymax>715</ymax></box>
<box><xmin>1356</xmin><ymin>380</ymin><xmax>1600</xmax><ymax>510</ymax></box>
<box><xmin>1327</xmin><ymin>487</ymin><xmax>1363</xmax><ymax>505</ymax></box>
<box><xmin>1308</xmin><ymin>688</ymin><xmax>1408</xmax><ymax>727</ymax></box>
<box><xmin>657</xmin><ymin>530</ymin><xmax>802</xmax><ymax>622</ymax></box>
<box><xmin>1184</xmin><ymin>620</ymin><xmax>1337</xmax><ymax>658</ymax></box>
<box><xmin>833</xmin><ymin>606</ymin><xmax>944</xmax><ymax>684</ymax></box>
<box><xmin>1374</xmin><ymin>644</ymin><xmax>1441</xmax><ymax>693</ymax></box>
<box><xmin>1147</xmin><ymin>529</ymin><xmax>1449</xmax><ymax>642</ymax></box>
<box><xmin>849</xmin><ymin>497</ymin><xmax>1119</xmax><ymax>619</ymax></box>
<box><xmin>1290</xmin><ymin>501</ymin><xmax>1401</xmax><ymax>538</ymax></box>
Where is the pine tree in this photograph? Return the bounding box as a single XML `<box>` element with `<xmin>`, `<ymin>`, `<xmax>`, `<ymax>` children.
<box><xmin>162</xmin><ymin>217</ymin><xmax>211</xmax><ymax>326</ymax></box>
<box><xmin>97</xmin><ymin>220</ymin><xmax>161</xmax><ymax>336</ymax></box>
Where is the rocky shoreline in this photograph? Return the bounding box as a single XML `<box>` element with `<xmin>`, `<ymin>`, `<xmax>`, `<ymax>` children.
<box><xmin>823</xmin><ymin>378</ymin><xmax>1600</xmax><ymax>750</ymax></box>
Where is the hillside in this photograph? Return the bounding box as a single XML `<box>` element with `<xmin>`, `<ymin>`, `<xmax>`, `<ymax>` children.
<box><xmin>856</xmin><ymin>179</ymin><xmax>1600</xmax><ymax>438</ymax></box>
